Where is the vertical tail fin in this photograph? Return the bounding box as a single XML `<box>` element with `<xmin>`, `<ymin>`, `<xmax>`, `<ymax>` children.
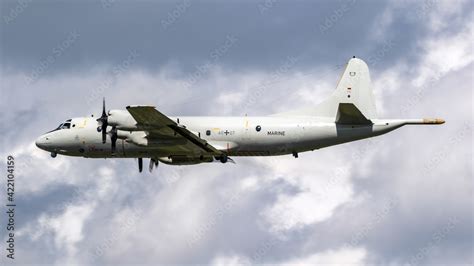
<box><xmin>273</xmin><ymin>57</ymin><xmax>377</xmax><ymax>119</ymax></box>
<box><xmin>314</xmin><ymin>57</ymin><xmax>377</xmax><ymax>119</ymax></box>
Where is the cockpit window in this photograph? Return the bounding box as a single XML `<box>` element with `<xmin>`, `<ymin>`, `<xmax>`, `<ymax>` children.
<box><xmin>48</xmin><ymin>120</ymin><xmax>73</xmax><ymax>132</ymax></box>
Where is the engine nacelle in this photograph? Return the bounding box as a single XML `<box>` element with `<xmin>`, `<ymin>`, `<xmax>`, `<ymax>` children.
<box><xmin>116</xmin><ymin>130</ymin><xmax>148</xmax><ymax>146</ymax></box>
<box><xmin>108</xmin><ymin>110</ymin><xmax>138</xmax><ymax>130</ymax></box>
<box><xmin>116</xmin><ymin>129</ymin><xmax>189</xmax><ymax>147</ymax></box>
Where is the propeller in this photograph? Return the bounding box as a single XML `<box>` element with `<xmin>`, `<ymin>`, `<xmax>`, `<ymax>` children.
<box><xmin>96</xmin><ymin>98</ymin><xmax>108</xmax><ymax>144</ymax></box>
<box><xmin>149</xmin><ymin>158</ymin><xmax>159</xmax><ymax>172</ymax></box>
<box><xmin>96</xmin><ymin>98</ymin><xmax>118</xmax><ymax>154</ymax></box>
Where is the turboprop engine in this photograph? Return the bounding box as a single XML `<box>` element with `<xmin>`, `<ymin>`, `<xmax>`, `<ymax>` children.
<box><xmin>107</xmin><ymin>110</ymin><xmax>139</xmax><ymax>130</ymax></box>
<box><xmin>96</xmin><ymin>98</ymin><xmax>144</xmax><ymax>153</ymax></box>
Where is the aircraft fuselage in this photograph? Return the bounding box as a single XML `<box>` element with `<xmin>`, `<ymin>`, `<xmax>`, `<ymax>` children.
<box><xmin>35</xmin><ymin>115</ymin><xmax>407</xmax><ymax>159</ymax></box>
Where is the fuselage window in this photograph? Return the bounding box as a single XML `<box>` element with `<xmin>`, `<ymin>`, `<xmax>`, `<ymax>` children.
<box><xmin>256</xmin><ymin>125</ymin><xmax>262</xmax><ymax>132</ymax></box>
<box><xmin>206</xmin><ymin>130</ymin><xmax>211</xmax><ymax>136</ymax></box>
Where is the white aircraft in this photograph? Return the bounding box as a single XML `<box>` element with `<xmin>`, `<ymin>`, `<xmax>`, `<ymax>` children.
<box><xmin>35</xmin><ymin>57</ymin><xmax>444</xmax><ymax>172</ymax></box>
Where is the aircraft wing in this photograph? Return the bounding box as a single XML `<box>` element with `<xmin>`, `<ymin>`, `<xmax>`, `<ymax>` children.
<box><xmin>125</xmin><ymin>105</ymin><xmax>222</xmax><ymax>155</ymax></box>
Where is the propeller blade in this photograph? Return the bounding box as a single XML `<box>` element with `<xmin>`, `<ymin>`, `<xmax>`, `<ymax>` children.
<box><xmin>110</xmin><ymin>126</ymin><xmax>117</xmax><ymax>153</ymax></box>
<box><xmin>149</xmin><ymin>159</ymin><xmax>154</xmax><ymax>172</ymax></box>
<box><xmin>101</xmin><ymin>97</ymin><xmax>106</xmax><ymax>117</ymax></box>
<box><xmin>96</xmin><ymin>97</ymin><xmax>108</xmax><ymax>144</ymax></box>
<box><xmin>138</xmin><ymin>158</ymin><xmax>143</xmax><ymax>173</ymax></box>
<box><xmin>101</xmin><ymin>129</ymin><xmax>107</xmax><ymax>144</ymax></box>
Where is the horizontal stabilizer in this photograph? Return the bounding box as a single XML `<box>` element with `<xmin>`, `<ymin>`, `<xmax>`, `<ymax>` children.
<box><xmin>336</xmin><ymin>103</ymin><xmax>372</xmax><ymax>125</ymax></box>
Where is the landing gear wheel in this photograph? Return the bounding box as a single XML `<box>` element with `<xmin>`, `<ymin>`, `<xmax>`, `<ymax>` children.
<box><xmin>220</xmin><ymin>155</ymin><xmax>228</xmax><ymax>163</ymax></box>
<box><xmin>51</xmin><ymin>152</ymin><xmax>57</xmax><ymax>158</ymax></box>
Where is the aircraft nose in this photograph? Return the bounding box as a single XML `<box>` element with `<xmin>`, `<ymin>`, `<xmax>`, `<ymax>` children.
<box><xmin>35</xmin><ymin>135</ymin><xmax>50</xmax><ymax>150</ymax></box>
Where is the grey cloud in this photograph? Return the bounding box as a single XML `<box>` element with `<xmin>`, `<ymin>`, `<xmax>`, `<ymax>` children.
<box><xmin>2</xmin><ymin>1</ymin><xmax>398</xmax><ymax>74</ymax></box>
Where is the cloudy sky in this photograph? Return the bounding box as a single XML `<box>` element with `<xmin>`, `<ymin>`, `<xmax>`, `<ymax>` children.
<box><xmin>0</xmin><ymin>0</ymin><xmax>472</xmax><ymax>265</ymax></box>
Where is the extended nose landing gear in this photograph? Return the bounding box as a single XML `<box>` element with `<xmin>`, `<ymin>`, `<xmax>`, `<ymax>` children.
<box><xmin>51</xmin><ymin>152</ymin><xmax>57</xmax><ymax>158</ymax></box>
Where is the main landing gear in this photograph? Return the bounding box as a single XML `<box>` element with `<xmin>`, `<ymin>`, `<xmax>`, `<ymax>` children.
<box><xmin>51</xmin><ymin>152</ymin><xmax>57</xmax><ymax>158</ymax></box>
<box><xmin>216</xmin><ymin>154</ymin><xmax>235</xmax><ymax>164</ymax></box>
<box><xmin>220</xmin><ymin>154</ymin><xmax>228</xmax><ymax>163</ymax></box>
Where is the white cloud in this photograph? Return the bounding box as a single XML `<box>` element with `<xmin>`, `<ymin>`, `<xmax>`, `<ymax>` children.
<box><xmin>35</xmin><ymin>203</ymin><xmax>94</xmax><ymax>265</ymax></box>
<box><xmin>211</xmin><ymin>254</ymin><xmax>251</xmax><ymax>266</ymax></box>
<box><xmin>282</xmin><ymin>246</ymin><xmax>367</xmax><ymax>266</ymax></box>
<box><xmin>260</xmin><ymin>161</ymin><xmax>354</xmax><ymax>232</ymax></box>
